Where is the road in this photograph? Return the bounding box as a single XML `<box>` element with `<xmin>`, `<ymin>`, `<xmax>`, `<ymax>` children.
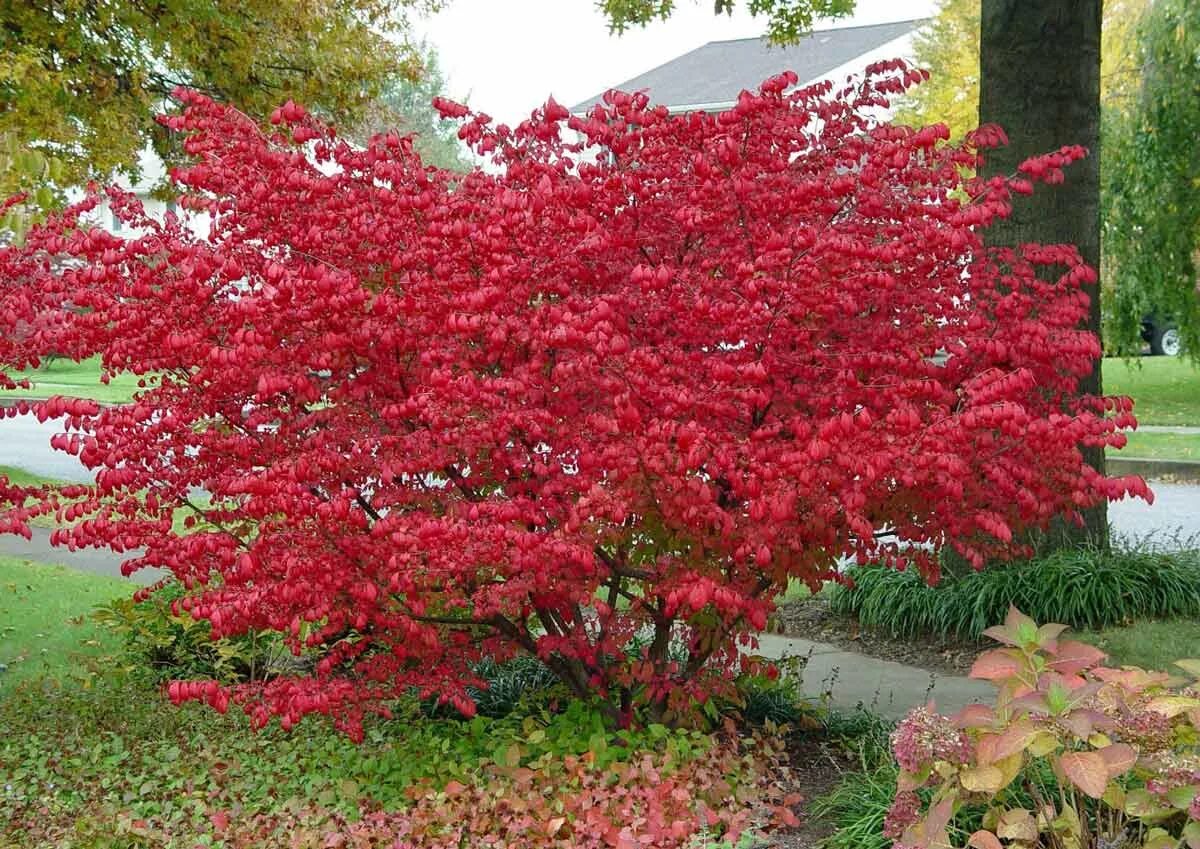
<box><xmin>0</xmin><ymin>416</ymin><xmax>1196</xmax><ymax>581</ymax></box>
<box><xmin>0</xmin><ymin>415</ymin><xmax>93</xmax><ymax>482</ymax></box>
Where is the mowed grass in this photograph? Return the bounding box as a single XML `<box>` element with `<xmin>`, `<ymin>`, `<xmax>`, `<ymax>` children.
<box><xmin>0</xmin><ymin>464</ymin><xmax>65</xmax><ymax>487</ymax></box>
<box><xmin>1074</xmin><ymin>619</ymin><xmax>1200</xmax><ymax>671</ymax></box>
<box><xmin>1105</xmin><ymin>356</ymin><xmax>1200</xmax><ymax>426</ymax></box>
<box><xmin>1115</xmin><ymin>431</ymin><xmax>1200</xmax><ymax>461</ymax></box>
<box><xmin>0</xmin><ymin>556</ymin><xmax>128</xmax><ymax>689</ymax></box>
<box><xmin>0</xmin><ymin>355</ymin><xmax>145</xmax><ymax>404</ymax></box>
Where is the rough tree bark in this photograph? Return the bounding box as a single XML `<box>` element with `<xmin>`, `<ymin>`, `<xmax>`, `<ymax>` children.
<box><xmin>979</xmin><ymin>0</ymin><xmax>1108</xmax><ymax>550</ymax></box>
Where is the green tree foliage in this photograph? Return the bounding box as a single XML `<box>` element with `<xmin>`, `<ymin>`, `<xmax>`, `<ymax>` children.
<box><xmin>891</xmin><ymin>0</ymin><xmax>980</xmax><ymax>136</ymax></box>
<box><xmin>0</xmin><ymin>142</ymin><xmax>63</xmax><ymax>244</ymax></box>
<box><xmin>1103</xmin><ymin>0</ymin><xmax>1200</xmax><ymax>359</ymax></box>
<box><xmin>0</xmin><ymin>0</ymin><xmax>441</xmax><ymax>202</ymax></box>
<box><xmin>348</xmin><ymin>45</ymin><xmax>473</xmax><ymax>173</ymax></box>
<box><xmin>894</xmin><ymin>0</ymin><xmax>1147</xmax><ymax>138</ymax></box>
<box><xmin>600</xmin><ymin>0</ymin><xmax>854</xmax><ymax>43</ymax></box>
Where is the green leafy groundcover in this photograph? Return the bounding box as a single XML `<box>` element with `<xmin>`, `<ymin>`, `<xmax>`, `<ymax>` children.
<box><xmin>828</xmin><ymin>541</ymin><xmax>1200</xmax><ymax>639</ymax></box>
<box><xmin>0</xmin><ymin>672</ymin><xmax>797</xmax><ymax>848</ymax></box>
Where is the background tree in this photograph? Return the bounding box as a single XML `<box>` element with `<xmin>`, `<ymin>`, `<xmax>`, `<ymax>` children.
<box><xmin>1103</xmin><ymin>0</ymin><xmax>1200</xmax><ymax>360</ymax></box>
<box><xmin>601</xmin><ymin>0</ymin><xmax>853</xmax><ymax>42</ymax></box>
<box><xmin>893</xmin><ymin>0</ymin><xmax>1147</xmax><ymax>139</ymax></box>
<box><xmin>0</xmin><ymin>0</ymin><xmax>441</xmax><ymax>201</ymax></box>
<box><xmin>348</xmin><ymin>45</ymin><xmax>474</xmax><ymax>173</ymax></box>
<box><xmin>978</xmin><ymin>0</ymin><xmax>1106</xmax><ymax>547</ymax></box>
<box><xmin>891</xmin><ymin>0</ymin><xmax>980</xmax><ymax>136</ymax></box>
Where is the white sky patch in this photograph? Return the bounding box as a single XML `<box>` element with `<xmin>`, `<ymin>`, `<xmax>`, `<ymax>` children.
<box><xmin>413</xmin><ymin>0</ymin><xmax>939</xmax><ymax>126</ymax></box>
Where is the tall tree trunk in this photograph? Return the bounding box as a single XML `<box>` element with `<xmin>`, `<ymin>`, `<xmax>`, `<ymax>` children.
<box><xmin>979</xmin><ymin>0</ymin><xmax>1108</xmax><ymax>550</ymax></box>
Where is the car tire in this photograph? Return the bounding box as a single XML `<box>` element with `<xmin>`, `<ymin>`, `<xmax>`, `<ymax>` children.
<box><xmin>1150</xmin><ymin>324</ymin><xmax>1181</xmax><ymax>356</ymax></box>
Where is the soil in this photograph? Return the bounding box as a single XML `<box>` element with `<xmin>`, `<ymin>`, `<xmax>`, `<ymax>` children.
<box><xmin>767</xmin><ymin>596</ymin><xmax>981</xmax><ymax>678</ymax></box>
<box><xmin>755</xmin><ymin>733</ymin><xmax>863</xmax><ymax>849</ymax></box>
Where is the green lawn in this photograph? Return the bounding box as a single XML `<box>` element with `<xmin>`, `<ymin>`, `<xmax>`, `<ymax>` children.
<box><xmin>1105</xmin><ymin>356</ymin><xmax>1200</xmax><ymax>426</ymax></box>
<box><xmin>0</xmin><ymin>355</ymin><xmax>145</xmax><ymax>404</ymax></box>
<box><xmin>1114</xmin><ymin>431</ymin><xmax>1200</xmax><ymax>461</ymax></box>
<box><xmin>1074</xmin><ymin>619</ymin><xmax>1200</xmax><ymax>671</ymax></box>
<box><xmin>0</xmin><ymin>556</ymin><xmax>128</xmax><ymax>689</ymax></box>
<box><xmin>0</xmin><ymin>464</ymin><xmax>64</xmax><ymax>487</ymax></box>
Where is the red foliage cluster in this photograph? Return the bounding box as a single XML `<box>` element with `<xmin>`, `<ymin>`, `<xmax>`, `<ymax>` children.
<box><xmin>0</xmin><ymin>61</ymin><xmax>1147</xmax><ymax>734</ymax></box>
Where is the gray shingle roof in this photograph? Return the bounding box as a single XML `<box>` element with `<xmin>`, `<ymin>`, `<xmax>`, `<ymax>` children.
<box><xmin>570</xmin><ymin>19</ymin><xmax>922</xmax><ymax>114</ymax></box>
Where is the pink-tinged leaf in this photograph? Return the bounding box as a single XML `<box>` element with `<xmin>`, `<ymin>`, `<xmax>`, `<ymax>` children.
<box><xmin>970</xmin><ymin>648</ymin><xmax>1024</xmax><ymax>681</ymax></box>
<box><xmin>1091</xmin><ymin>666</ymin><xmax>1169</xmax><ymax>692</ymax></box>
<box><xmin>1058</xmin><ymin>751</ymin><xmax>1109</xmax><ymax>799</ymax></box>
<box><xmin>967</xmin><ymin>829</ymin><xmax>1003</xmax><ymax>849</ymax></box>
<box><xmin>997</xmin><ymin>808</ymin><xmax>1038</xmax><ymax>841</ymax></box>
<box><xmin>924</xmin><ymin>796</ymin><xmax>956</xmax><ymax>836</ymax></box>
<box><xmin>951</xmin><ymin>704</ymin><xmax>997</xmax><ymax>730</ymax></box>
<box><xmin>546</xmin><ymin>816</ymin><xmax>566</xmax><ymax>837</ymax></box>
<box><xmin>1146</xmin><ymin>695</ymin><xmax>1200</xmax><ymax>718</ymax></box>
<box><xmin>208</xmin><ymin>809</ymin><xmax>230</xmax><ymax>833</ymax></box>
<box><xmin>1047</xmin><ymin>641</ymin><xmax>1106</xmax><ymax>675</ymax></box>
<box><xmin>898</xmin><ymin>766</ymin><xmax>932</xmax><ymax>792</ymax></box>
<box><xmin>975</xmin><ymin>733</ymin><xmax>1000</xmax><ymax>766</ymax></box>
<box><xmin>1096</xmin><ymin>743</ymin><xmax>1136</xmax><ymax>777</ymax></box>
<box><xmin>1060</xmin><ymin>708</ymin><xmax>1112</xmax><ymax>739</ymax></box>
<box><xmin>1036</xmin><ymin>622</ymin><xmax>1069</xmax><ymax>650</ymax></box>
<box><xmin>1004</xmin><ymin>605</ymin><xmax>1035</xmax><ymax>631</ymax></box>
<box><xmin>1008</xmin><ymin>692</ymin><xmax>1050</xmax><ymax>716</ymax></box>
<box><xmin>992</xmin><ymin>719</ymin><xmax>1041</xmax><ymax>761</ymax></box>
<box><xmin>981</xmin><ymin>625</ymin><xmax>1020</xmax><ymax>647</ymax></box>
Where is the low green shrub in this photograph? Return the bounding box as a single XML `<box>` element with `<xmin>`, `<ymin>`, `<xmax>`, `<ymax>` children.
<box><xmin>828</xmin><ymin>539</ymin><xmax>1200</xmax><ymax>639</ymax></box>
<box><xmin>92</xmin><ymin>579</ymin><xmax>277</xmax><ymax>685</ymax></box>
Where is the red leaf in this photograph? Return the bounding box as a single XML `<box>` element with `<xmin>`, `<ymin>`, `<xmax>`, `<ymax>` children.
<box><xmin>970</xmin><ymin>649</ymin><xmax>1024</xmax><ymax>681</ymax></box>
<box><xmin>968</xmin><ymin>830</ymin><xmax>1003</xmax><ymax>849</ymax></box>
<box><xmin>1059</xmin><ymin>751</ymin><xmax>1109</xmax><ymax>798</ymax></box>
<box><xmin>1096</xmin><ymin>743</ymin><xmax>1136</xmax><ymax>777</ymax></box>
<box><xmin>1048</xmin><ymin>641</ymin><xmax>1107</xmax><ymax>675</ymax></box>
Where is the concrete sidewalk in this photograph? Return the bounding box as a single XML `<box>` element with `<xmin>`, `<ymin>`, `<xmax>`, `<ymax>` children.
<box><xmin>0</xmin><ymin>525</ymin><xmax>160</xmax><ymax>585</ymax></box>
<box><xmin>754</xmin><ymin>633</ymin><xmax>993</xmax><ymax>720</ymax></box>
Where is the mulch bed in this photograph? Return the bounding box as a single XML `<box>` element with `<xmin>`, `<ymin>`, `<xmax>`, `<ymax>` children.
<box><xmin>759</xmin><ymin>733</ymin><xmax>863</xmax><ymax>849</ymax></box>
<box><xmin>768</xmin><ymin>596</ymin><xmax>982</xmax><ymax>678</ymax></box>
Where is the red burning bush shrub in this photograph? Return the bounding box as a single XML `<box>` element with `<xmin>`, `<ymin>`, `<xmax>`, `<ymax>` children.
<box><xmin>0</xmin><ymin>62</ymin><xmax>1146</xmax><ymax>735</ymax></box>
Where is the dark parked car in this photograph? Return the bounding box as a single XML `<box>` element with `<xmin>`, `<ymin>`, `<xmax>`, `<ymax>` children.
<box><xmin>1142</xmin><ymin>314</ymin><xmax>1181</xmax><ymax>356</ymax></box>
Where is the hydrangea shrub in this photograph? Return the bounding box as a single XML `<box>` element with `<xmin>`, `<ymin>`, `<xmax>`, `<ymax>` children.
<box><xmin>888</xmin><ymin>607</ymin><xmax>1200</xmax><ymax>849</ymax></box>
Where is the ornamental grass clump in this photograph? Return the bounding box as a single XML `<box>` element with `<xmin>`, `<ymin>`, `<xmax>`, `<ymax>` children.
<box><xmin>830</xmin><ymin>542</ymin><xmax>1200</xmax><ymax>640</ymax></box>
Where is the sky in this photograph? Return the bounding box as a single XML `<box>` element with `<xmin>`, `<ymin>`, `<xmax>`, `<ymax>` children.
<box><xmin>414</xmin><ymin>0</ymin><xmax>940</xmax><ymax>126</ymax></box>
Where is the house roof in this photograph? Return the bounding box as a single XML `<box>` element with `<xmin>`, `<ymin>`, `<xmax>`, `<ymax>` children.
<box><xmin>569</xmin><ymin>18</ymin><xmax>923</xmax><ymax>115</ymax></box>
